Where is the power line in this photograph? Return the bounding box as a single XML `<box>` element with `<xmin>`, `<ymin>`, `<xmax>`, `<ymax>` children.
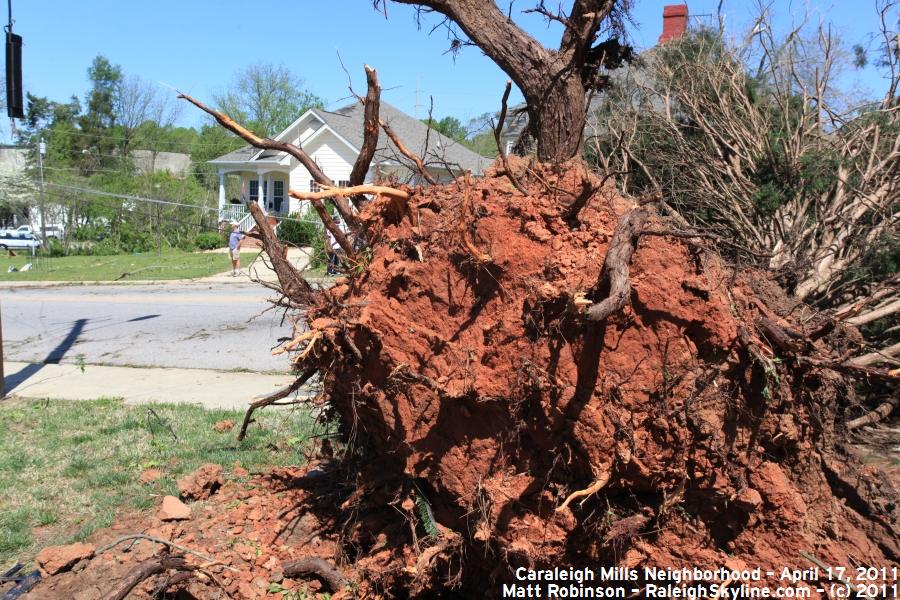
<box><xmin>40</xmin><ymin>181</ymin><xmax>324</xmax><ymax>226</ymax></box>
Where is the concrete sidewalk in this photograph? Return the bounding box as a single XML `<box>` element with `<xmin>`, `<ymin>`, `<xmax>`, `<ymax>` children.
<box><xmin>2</xmin><ymin>361</ymin><xmax>299</xmax><ymax>409</ymax></box>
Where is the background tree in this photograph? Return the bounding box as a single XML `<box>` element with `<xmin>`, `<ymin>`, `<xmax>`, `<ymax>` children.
<box><xmin>589</xmin><ymin>2</ymin><xmax>899</xmax><ymax>362</ymax></box>
<box><xmin>213</xmin><ymin>62</ymin><xmax>324</xmax><ymax>138</ymax></box>
<box><xmin>79</xmin><ymin>55</ymin><xmax>123</xmax><ymax>173</ymax></box>
<box><xmin>422</xmin><ymin>115</ymin><xmax>467</xmax><ymax>141</ymax></box>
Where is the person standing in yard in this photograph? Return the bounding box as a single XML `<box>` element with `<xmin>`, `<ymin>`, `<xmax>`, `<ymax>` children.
<box><xmin>228</xmin><ymin>221</ymin><xmax>244</xmax><ymax>277</ymax></box>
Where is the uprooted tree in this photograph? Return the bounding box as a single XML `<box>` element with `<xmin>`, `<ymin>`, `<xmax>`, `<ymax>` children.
<box><xmin>173</xmin><ymin>1</ymin><xmax>897</xmax><ymax>597</ymax></box>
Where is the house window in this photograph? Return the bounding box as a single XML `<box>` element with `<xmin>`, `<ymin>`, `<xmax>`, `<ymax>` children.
<box><xmin>310</xmin><ymin>179</ymin><xmax>321</xmax><ymax>193</ymax></box>
<box><xmin>273</xmin><ymin>180</ymin><xmax>284</xmax><ymax>212</ymax></box>
<box><xmin>249</xmin><ymin>180</ymin><xmax>259</xmax><ymax>202</ymax></box>
<box><xmin>337</xmin><ymin>180</ymin><xmax>350</xmax><ymax>188</ymax></box>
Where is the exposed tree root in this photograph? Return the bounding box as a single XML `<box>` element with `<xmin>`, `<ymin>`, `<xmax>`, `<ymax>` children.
<box><xmin>99</xmin><ymin>555</ymin><xmax>194</xmax><ymax>600</ymax></box>
<box><xmin>556</xmin><ymin>470</ymin><xmax>611</xmax><ymax>511</ymax></box>
<box><xmin>281</xmin><ymin>557</ymin><xmax>348</xmax><ymax>592</ymax></box>
<box><xmin>237</xmin><ymin>369</ymin><xmax>316</xmax><ymax>441</ymax></box>
<box><xmin>177</xmin><ymin>93</ymin><xmax>360</xmax><ymax>233</ymax></box>
<box><xmin>289</xmin><ymin>184</ymin><xmax>409</xmax><ymax>201</ymax></box>
<box><xmin>584</xmin><ymin>206</ymin><xmax>648</xmax><ymax>322</ymax></box>
<box><xmin>847</xmin><ymin>398</ymin><xmax>898</xmax><ymax>430</ymax></box>
<box><xmin>492</xmin><ymin>81</ymin><xmax>527</xmax><ymax>195</ymax></box>
<box><xmin>380</xmin><ymin>118</ymin><xmax>437</xmax><ymax>185</ymax></box>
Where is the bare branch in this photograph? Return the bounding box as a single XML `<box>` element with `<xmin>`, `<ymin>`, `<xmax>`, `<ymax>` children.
<box><xmin>493</xmin><ymin>80</ymin><xmax>527</xmax><ymax>194</ymax></box>
<box><xmin>380</xmin><ymin>119</ymin><xmax>438</xmax><ymax>184</ymax></box>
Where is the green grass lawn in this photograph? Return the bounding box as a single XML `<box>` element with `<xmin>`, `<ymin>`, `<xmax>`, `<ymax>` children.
<box><xmin>0</xmin><ymin>250</ymin><xmax>260</xmax><ymax>282</ymax></box>
<box><xmin>0</xmin><ymin>397</ymin><xmax>325</xmax><ymax>567</ymax></box>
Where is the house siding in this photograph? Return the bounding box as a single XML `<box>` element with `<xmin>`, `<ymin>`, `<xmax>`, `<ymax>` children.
<box><xmin>287</xmin><ymin>129</ymin><xmax>357</xmax><ymax>215</ymax></box>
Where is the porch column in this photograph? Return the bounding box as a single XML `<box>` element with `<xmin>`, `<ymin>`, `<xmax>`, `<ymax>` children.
<box><xmin>257</xmin><ymin>172</ymin><xmax>265</xmax><ymax>213</ymax></box>
<box><xmin>266</xmin><ymin>174</ymin><xmax>274</xmax><ymax>210</ymax></box>
<box><xmin>217</xmin><ymin>171</ymin><xmax>226</xmax><ymax>209</ymax></box>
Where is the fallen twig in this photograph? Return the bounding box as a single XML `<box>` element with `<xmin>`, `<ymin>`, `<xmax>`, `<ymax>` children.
<box><xmin>95</xmin><ymin>534</ymin><xmax>236</xmax><ymax>572</ymax></box>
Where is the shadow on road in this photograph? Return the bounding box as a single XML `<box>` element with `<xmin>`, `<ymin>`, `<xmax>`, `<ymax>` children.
<box><xmin>3</xmin><ymin>318</ymin><xmax>88</xmax><ymax>395</ymax></box>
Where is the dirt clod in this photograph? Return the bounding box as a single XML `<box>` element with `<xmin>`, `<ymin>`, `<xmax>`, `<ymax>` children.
<box><xmin>158</xmin><ymin>495</ymin><xmax>190</xmax><ymax>521</ymax></box>
<box><xmin>35</xmin><ymin>543</ymin><xmax>95</xmax><ymax>575</ymax></box>
<box><xmin>137</xmin><ymin>468</ymin><xmax>163</xmax><ymax>484</ymax></box>
<box><xmin>214</xmin><ymin>419</ymin><xmax>235</xmax><ymax>432</ymax></box>
<box><xmin>177</xmin><ymin>463</ymin><xmax>224</xmax><ymax>500</ymax></box>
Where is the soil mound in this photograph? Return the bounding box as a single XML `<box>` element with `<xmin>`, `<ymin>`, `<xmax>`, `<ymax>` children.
<box><xmin>20</xmin><ymin>162</ymin><xmax>897</xmax><ymax>599</ymax></box>
<box><xmin>299</xmin><ymin>160</ymin><xmax>898</xmax><ymax>594</ymax></box>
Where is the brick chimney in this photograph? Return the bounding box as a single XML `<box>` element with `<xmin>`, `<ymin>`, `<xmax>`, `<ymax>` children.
<box><xmin>658</xmin><ymin>4</ymin><xmax>689</xmax><ymax>44</ymax></box>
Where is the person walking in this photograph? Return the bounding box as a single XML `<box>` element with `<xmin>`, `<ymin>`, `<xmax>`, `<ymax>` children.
<box><xmin>326</xmin><ymin>228</ymin><xmax>341</xmax><ymax>275</ymax></box>
<box><xmin>228</xmin><ymin>221</ymin><xmax>244</xmax><ymax>277</ymax></box>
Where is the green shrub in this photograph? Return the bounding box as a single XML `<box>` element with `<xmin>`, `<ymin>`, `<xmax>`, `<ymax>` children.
<box><xmin>277</xmin><ymin>212</ymin><xmax>320</xmax><ymax>247</ymax></box>
<box><xmin>195</xmin><ymin>231</ymin><xmax>225</xmax><ymax>250</ymax></box>
<box><xmin>44</xmin><ymin>238</ymin><xmax>65</xmax><ymax>257</ymax></box>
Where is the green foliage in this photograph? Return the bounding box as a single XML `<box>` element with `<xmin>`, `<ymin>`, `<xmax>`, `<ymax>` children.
<box><xmin>195</xmin><ymin>231</ymin><xmax>225</xmax><ymax>250</ymax></box>
<box><xmin>277</xmin><ymin>212</ymin><xmax>320</xmax><ymax>247</ymax></box>
<box><xmin>465</xmin><ymin>131</ymin><xmax>499</xmax><ymax>158</ymax></box>
<box><xmin>422</xmin><ymin>115</ymin><xmax>467</xmax><ymax>142</ymax></box>
<box><xmin>213</xmin><ymin>62</ymin><xmax>324</xmax><ymax>138</ymax></box>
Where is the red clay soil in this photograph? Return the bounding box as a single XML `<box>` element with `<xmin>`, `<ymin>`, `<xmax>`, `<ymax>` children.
<box><xmin>21</xmin><ymin>161</ymin><xmax>898</xmax><ymax>598</ymax></box>
<box><xmin>301</xmin><ymin>160</ymin><xmax>898</xmax><ymax>594</ymax></box>
<box><xmin>20</xmin><ymin>465</ymin><xmax>346</xmax><ymax>599</ymax></box>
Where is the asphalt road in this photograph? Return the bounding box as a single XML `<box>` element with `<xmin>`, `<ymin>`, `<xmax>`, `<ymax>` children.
<box><xmin>1</xmin><ymin>282</ymin><xmax>297</xmax><ymax>372</ymax></box>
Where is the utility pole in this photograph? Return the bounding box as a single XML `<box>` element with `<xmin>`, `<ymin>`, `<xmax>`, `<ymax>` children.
<box><xmin>37</xmin><ymin>136</ymin><xmax>46</xmax><ymax>245</ymax></box>
<box><xmin>0</xmin><ymin>299</ymin><xmax>5</xmax><ymax>399</ymax></box>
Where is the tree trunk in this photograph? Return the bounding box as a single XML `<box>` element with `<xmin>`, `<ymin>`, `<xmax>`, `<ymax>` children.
<box><xmin>522</xmin><ymin>69</ymin><xmax>588</xmax><ymax>161</ymax></box>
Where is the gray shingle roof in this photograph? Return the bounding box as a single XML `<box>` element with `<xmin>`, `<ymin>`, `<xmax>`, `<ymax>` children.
<box><xmin>209</xmin><ymin>145</ymin><xmax>258</xmax><ymax>163</ymax></box>
<box><xmin>317</xmin><ymin>101</ymin><xmax>488</xmax><ymax>175</ymax></box>
<box><xmin>210</xmin><ymin>101</ymin><xmax>489</xmax><ymax>176</ymax></box>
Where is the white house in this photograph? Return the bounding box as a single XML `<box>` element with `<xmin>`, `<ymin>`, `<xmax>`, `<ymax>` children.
<box><xmin>210</xmin><ymin>101</ymin><xmax>489</xmax><ymax>230</ymax></box>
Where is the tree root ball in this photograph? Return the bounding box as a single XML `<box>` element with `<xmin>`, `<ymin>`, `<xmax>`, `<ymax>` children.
<box><xmin>297</xmin><ymin>160</ymin><xmax>898</xmax><ymax>596</ymax></box>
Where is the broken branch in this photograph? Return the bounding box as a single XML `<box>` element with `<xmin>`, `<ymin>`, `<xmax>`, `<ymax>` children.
<box><xmin>349</xmin><ymin>65</ymin><xmax>382</xmax><ymax>194</ymax></box>
<box><xmin>290</xmin><ymin>184</ymin><xmax>409</xmax><ymax>201</ymax></box>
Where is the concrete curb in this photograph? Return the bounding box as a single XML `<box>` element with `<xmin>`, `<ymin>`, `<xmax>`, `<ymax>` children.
<box><xmin>2</xmin><ymin>361</ymin><xmax>301</xmax><ymax>410</ymax></box>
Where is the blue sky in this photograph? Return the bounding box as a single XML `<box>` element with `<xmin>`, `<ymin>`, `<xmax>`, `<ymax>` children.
<box><xmin>6</xmin><ymin>0</ymin><xmax>896</xmax><ymax>142</ymax></box>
